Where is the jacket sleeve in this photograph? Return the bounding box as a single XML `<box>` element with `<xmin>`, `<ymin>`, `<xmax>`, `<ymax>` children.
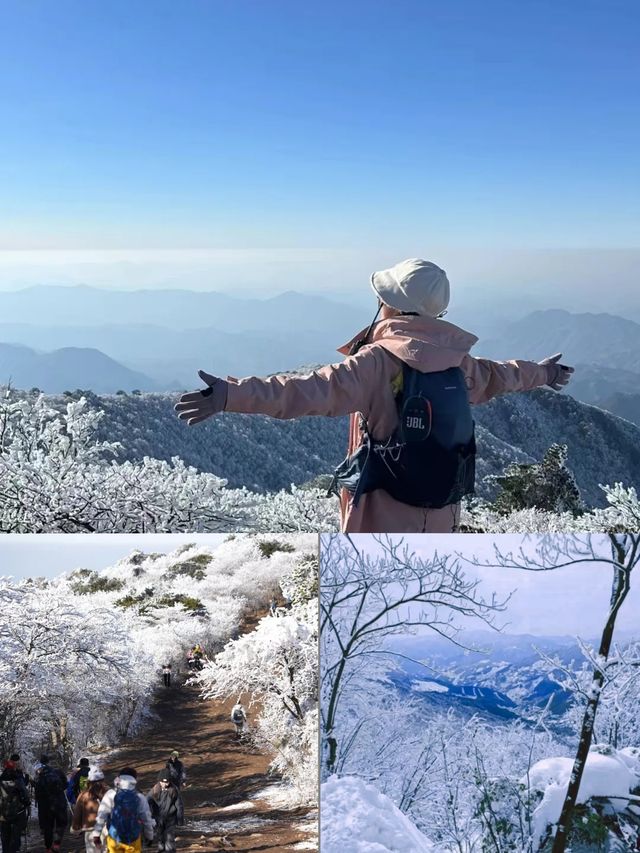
<box><xmin>137</xmin><ymin>793</ymin><xmax>156</xmax><ymax>839</ymax></box>
<box><xmin>224</xmin><ymin>345</ymin><xmax>399</xmax><ymax>420</ymax></box>
<box><xmin>461</xmin><ymin>355</ymin><xmax>549</xmax><ymax>405</ymax></box>
<box><xmin>93</xmin><ymin>790</ymin><xmax>113</xmax><ymax>837</ymax></box>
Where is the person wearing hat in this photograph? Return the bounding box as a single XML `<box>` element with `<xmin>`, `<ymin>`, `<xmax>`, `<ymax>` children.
<box><xmin>93</xmin><ymin>767</ymin><xmax>155</xmax><ymax>853</ymax></box>
<box><xmin>175</xmin><ymin>258</ymin><xmax>574</xmax><ymax>533</ymax></box>
<box><xmin>67</xmin><ymin>757</ymin><xmax>91</xmax><ymax>806</ymax></box>
<box><xmin>71</xmin><ymin>767</ymin><xmax>109</xmax><ymax>853</ymax></box>
<box><xmin>146</xmin><ymin>770</ymin><xmax>184</xmax><ymax>853</ymax></box>
<box><xmin>34</xmin><ymin>755</ymin><xmax>68</xmax><ymax>853</ymax></box>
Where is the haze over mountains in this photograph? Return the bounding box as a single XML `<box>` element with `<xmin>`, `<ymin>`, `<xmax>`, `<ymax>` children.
<box><xmin>0</xmin><ymin>285</ymin><xmax>364</xmax><ymax>390</ymax></box>
<box><xmin>1</xmin><ymin>286</ymin><xmax>640</xmax><ymax>428</ymax></box>
<box><xmin>0</xmin><ymin>342</ymin><xmax>157</xmax><ymax>393</ymax></box>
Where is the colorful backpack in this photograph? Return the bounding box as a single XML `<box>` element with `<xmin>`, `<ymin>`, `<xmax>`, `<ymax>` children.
<box><xmin>108</xmin><ymin>789</ymin><xmax>141</xmax><ymax>844</ymax></box>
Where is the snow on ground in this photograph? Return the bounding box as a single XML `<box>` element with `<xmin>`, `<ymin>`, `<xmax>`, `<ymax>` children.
<box><xmin>413</xmin><ymin>680</ymin><xmax>449</xmax><ymax>693</ymax></box>
<box><xmin>217</xmin><ymin>800</ymin><xmax>256</xmax><ymax>812</ymax></box>
<box><xmin>253</xmin><ymin>783</ymin><xmax>305</xmax><ymax>808</ymax></box>
<box><xmin>321</xmin><ymin>775</ymin><xmax>435</xmax><ymax>852</ymax></box>
<box><xmin>525</xmin><ymin>745</ymin><xmax>640</xmax><ymax>846</ymax></box>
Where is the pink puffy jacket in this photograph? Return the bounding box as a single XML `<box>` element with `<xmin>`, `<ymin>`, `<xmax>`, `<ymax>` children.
<box><xmin>225</xmin><ymin>316</ymin><xmax>550</xmax><ymax>533</ymax></box>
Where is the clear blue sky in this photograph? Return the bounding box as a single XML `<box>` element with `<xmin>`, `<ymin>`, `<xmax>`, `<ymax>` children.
<box><xmin>1</xmin><ymin>0</ymin><xmax>638</xmax><ymax>252</ymax></box>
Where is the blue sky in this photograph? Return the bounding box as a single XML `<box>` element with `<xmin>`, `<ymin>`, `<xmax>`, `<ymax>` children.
<box><xmin>1</xmin><ymin>0</ymin><xmax>638</xmax><ymax>254</ymax></box>
<box><xmin>342</xmin><ymin>534</ymin><xmax>640</xmax><ymax>637</ymax></box>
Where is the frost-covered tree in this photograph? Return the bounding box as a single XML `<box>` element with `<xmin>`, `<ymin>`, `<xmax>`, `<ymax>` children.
<box><xmin>0</xmin><ymin>533</ymin><xmax>316</xmax><ymax>805</ymax></box>
<box><xmin>479</xmin><ymin>534</ymin><xmax>640</xmax><ymax>853</ymax></box>
<box><xmin>0</xmin><ymin>389</ymin><xmax>338</xmax><ymax>532</ymax></box>
<box><xmin>488</xmin><ymin>444</ymin><xmax>583</xmax><ymax>516</ymax></box>
<box><xmin>320</xmin><ymin>534</ymin><xmax>508</xmax><ymax>776</ymax></box>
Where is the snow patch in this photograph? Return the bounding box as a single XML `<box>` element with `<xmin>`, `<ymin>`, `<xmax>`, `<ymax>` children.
<box><xmin>252</xmin><ymin>783</ymin><xmax>305</xmax><ymax>809</ymax></box>
<box><xmin>525</xmin><ymin>746</ymin><xmax>638</xmax><ymax>847</ymax></box>
<box><xmin>413</xmin><ymin>680</ymin><xmax>449</xmax><ymax>694</ymax></box>
<box><xmin>216</xmin><ymin>800</ymin><xmax>256</xmax><ymax>812</ymax></box>
<box><xmin>321</xmin><ymin>775</ymin><xmax>435</xmax><ymax>852</ymax></box>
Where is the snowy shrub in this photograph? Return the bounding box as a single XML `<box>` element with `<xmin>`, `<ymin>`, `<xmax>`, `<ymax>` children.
<box><xmin>488</xmin><ymin>444</ymin><xmax>583</xmax><ymax>516</ymax></box>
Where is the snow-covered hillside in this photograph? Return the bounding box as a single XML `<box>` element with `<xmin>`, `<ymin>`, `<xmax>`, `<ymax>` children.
<box><xmin>36</xmin><ymin>385</ymin><xmax>640</xmax><ymax>506</ymax></box>
<box><xmin>3</xmin><ymin>387</ymin><xmax>640</xmax><ymax>532</ymax></box>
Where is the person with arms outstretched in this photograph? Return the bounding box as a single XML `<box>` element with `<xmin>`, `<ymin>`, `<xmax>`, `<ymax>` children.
<box><xmin>176</xmin><ymin>258</ymin><xmax>574</xmax><ymax>533</ymax></box>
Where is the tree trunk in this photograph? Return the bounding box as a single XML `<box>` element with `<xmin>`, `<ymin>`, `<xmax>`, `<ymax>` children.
<box><xmin>551</xmin><ymin>540</ymin><xmax>631</xmax><ymax>853</ymax></box>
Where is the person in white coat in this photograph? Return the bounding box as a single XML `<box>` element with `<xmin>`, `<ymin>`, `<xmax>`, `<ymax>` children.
<box><xmin>92</xmin><ymin>768</ymin><xmax>155</xmax><ymax>852</ymax></box>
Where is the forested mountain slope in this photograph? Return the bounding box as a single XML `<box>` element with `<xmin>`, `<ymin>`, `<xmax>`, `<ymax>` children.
<box><xmin>74</xmin><ymin>388</ymin><xmax>640</xmax><ymax>506</ymax></box>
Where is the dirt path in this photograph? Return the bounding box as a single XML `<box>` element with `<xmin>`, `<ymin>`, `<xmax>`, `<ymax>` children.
<box><xmin>27</xmin><ymin>620</ymin><xmax>317</xmax><ymax>852</ymax></box>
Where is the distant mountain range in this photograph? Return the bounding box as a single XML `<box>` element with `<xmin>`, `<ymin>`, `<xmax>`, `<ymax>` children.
<box><xmin>0</xmin><ymin>284</ymin><xmax>364</xmax><ymax>335</ymax></box>
<box><xmin>3</xmin><ymin>289</ymin><xmax>640</xmax><ymax>439</ymax></box>
<box><xmin>479</xmin><ymin>308</ymin><xmax>640</xmax><ymax>372</ymax></box>
<box><xmin>0</xmin><ymin>286</ymin><xmax>368</xmax><ymax>387</ymax></box>
<box><xmin>0</xmin><ymin>343</ymin><xmax>157</xmax><ymax>394</ymax></box>
<box><xmin>383</xmin><ymin>632</ymin><xmax>591</xmax><ymax>725</ymax></box>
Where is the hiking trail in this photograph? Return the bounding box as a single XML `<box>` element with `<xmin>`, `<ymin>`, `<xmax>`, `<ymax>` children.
<box><xmin>26</xmin><ymin>617</ymin><xmax>317</xmax><ymax>852</ymax></box>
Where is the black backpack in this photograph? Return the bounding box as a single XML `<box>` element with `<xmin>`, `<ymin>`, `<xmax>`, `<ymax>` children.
<box><xmin>35</xmin><ymin>766</ymin><xmax>66</xmax><ymax>804</ymax></box>
<box><xmin>0</xmin><ymin>780</ymin><xmax>27</xmax><ymax>821</ymax></box>
<box><xmin>330</xmin><ymin>364</ymin><xmax>476</xmax><ymax>508</ymax></box>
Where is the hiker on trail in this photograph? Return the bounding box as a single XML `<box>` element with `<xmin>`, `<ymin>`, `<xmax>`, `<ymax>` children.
<box><xmin>269</xmin><ymin>597</ymin><xmax>278</xmax><ymax>617</ymax></box>
<box><xmin>146</xmin><ymin>770</ymin><xmax>184</xmax><ymax>853</ymax></box>
<box><xmin>93</xmin><ymin>768</ymin><xmax>155</xmax><ymax>853</ymax></box>
<box><xmin>0</xmin><ymin>761</ymin><xmax>30</xmax><ymax>853</ymax></box>
<box><xmin>164</xmin><ymin>754</ymin><xmax>185</xmax><ymax>790</ymax></box>
<box><xmin>162</xmin><ymin>664</ymin><xmax>172</xmax><ymax>688</ymax></box>
<box><xmin>186</xmin><ymin>646</ymin><xmax>203</xmax><ymax>673</ymax></box>
<box><xmin>71</xmin><ymin>767</ymin><xmax>108</xmax><ymax>853</ymax></box>
<box><xmin>175</xmin><ymin>257</ymin><xmax>575</xmax><ymax>533</ymax></box>
<box><xmin>67</xmin><ymin>757</ymin><xmax>91</xmax><ymax>806</ymax></box>
<box><xmin>231</xmin><ymin>702</ymin><xmax>247</xmax><ymax>739</ymax></box>
<box><xmin>7</xmin><ymin>757</ymin><xmax>29</xmax><ymax>792</ymax></box>
<box><xmin>34</xmin><ymin>755</ymin><xmax>68</xmax><ymax>853</ymax></box>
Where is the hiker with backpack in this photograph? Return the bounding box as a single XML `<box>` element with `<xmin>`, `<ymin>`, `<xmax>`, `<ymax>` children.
<box><xmin>175</xmin><ymin>257</ymin><xmax>574</xmax><ymax>533</ymax></box>
<box><xmin>34</xmin><ymin>756</ymin><xmax>68</xmax><ymax>853</ymax></box>
<box><xmin>0</xmin><ymin>761</ymin><xmax>30</xmax><ymax>853</ymax></box>
<box><xmin>231</xmin><ymin>702</ymin><xmax>247</xmax><ymax>739</ymax></box>
<box><xmin>71</xmin><ymin>767</ymin><xmax>108</xmax><ymax>852</ymax></box>
<box><xmin>66</xmin><ymin>758</ymin><xmax>91</xmax><ymax>806</ymax></box>
<box><xmin>93</xmin><ymin>768</ymin><xmax>154</xmax><ymax>853</ymax></box>
<box><xmin>146</xmin><ymin>771</ymin><xmax>184</xmax><ymax>853</ymax></box>
<box><xmin>7</xmin><ymin>757</ymin><xmax>29</xmax><ymax>793</ymax></box>
<box><xmin>164</xmin><ymin>754</ymin><xmax>185</xmax><ymax>790</ymax></box>
<box><xmin>161</xmin><ymin>665</ymin><xmax>171</xmax><ymax>688</ymax></box>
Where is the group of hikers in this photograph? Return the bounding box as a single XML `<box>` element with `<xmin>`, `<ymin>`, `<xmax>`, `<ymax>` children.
<box><xmin>1</xmin><ymin>695</ymin><xmax>250</xmax><ymax>853</ymax></box>
<box><xmin>0</xmin><ymin>751</ymin><xmax>187</xmax><ymax>853</ymax></box>
<box><xmin>185</xmin><ymin>645</ymin><xmax>204</xmax><ymax>673</ymax></box>
<box><xmin>175</xmin><ymin>257</ymin><xmax>575</xmax><ymax>533</ymax></box>
<box><xmin>161</xmin><ymin>647</ymin><xmax>206</xmax><ymax>689</ymax></box>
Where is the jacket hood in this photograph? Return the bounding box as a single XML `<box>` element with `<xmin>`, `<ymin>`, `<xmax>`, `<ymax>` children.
<box><xmin>116</xmin><ymin>775</ymin><xmax>137</xmax><ymax>791</ymax></box>
<box><xmin>338</xmin><ymin>316</ymin><xmax>478</xmax><ymax>372</ymax></box>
